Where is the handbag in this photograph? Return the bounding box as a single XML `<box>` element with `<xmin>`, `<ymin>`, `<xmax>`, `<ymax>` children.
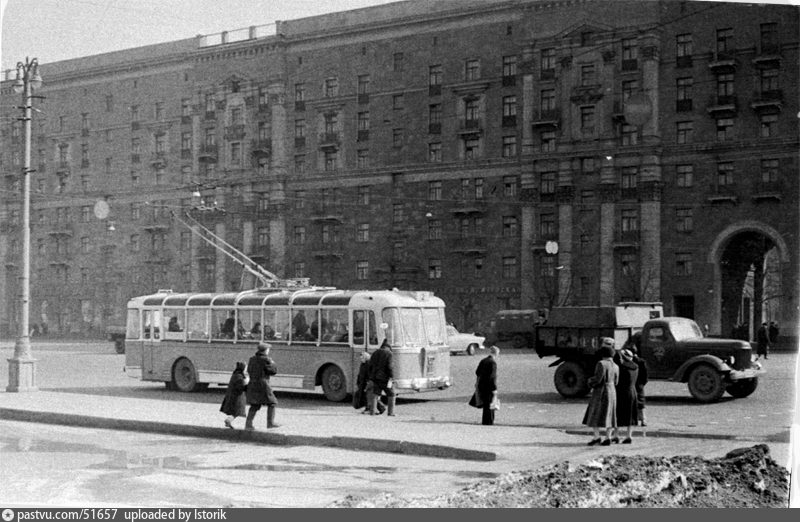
<box><xmin>489</xmin><ymin>396</ymin><xmax>501</xmax><ymax>411</ymax></box>
<box><xmin>468</xmin><ymin>391</ymin><xmax>483</xmax><ymax>408</ymax></box>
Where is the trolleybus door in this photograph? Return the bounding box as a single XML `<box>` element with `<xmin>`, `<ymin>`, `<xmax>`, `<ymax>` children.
<box><xmin>141</xmin><ymin>309</ymin><xmax>161</xmax><ymax>378</ymax></box>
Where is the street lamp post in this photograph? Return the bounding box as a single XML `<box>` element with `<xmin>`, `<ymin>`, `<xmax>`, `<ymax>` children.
<box><xmin>7</xmin><ymin>57</ymin><xmax>42</xmax><ymax>392</ymax></box>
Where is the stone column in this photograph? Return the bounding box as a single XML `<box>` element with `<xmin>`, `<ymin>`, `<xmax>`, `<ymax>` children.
<box><xmin>520</xmin><ymin>205</ymin><xmax>536</xmax><ymax>307</ymax></box>
<box><xmin>557</xmin><ymin>159</ymin><xmax>574</xmax><ymax>304</ymax></box>
<box><xmin>215</xmin><ymin>221</ymin><xmax>226</xmax><ymax>292</ymax></box>
<box><xmin>521</xmin><ymin>45</ymin><xmax>535</xmax><ymax>156</ymax></box>
<box><xmin>599</xmin><ymin>157</ymin><xmax>617</xmax><ymax>305</ymax></box>
<box><xmin>639</xmin><ymin>156</ymin><xmax>662</xmax><ymax>301</ymax></box>
<box><xmin>268</xmin><ymin>83</ymin><xmax>287</xmax><ymax>279</ymax></box>
<box><xmin>640</xmin><ymin>34</ymin><xmax>661</xmax><ymax>145</ymax></box>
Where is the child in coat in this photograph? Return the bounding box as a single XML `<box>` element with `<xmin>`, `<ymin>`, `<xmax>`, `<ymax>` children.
<box><xmin>220</xmin><ymin>362</ymin><xmax>247</xmax><ymax>428</ymax></box>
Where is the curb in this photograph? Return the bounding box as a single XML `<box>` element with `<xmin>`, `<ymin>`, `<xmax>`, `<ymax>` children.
<box><xmin>0</xmin><ymin>408</ymin><xmax>496</xmax><ymax>462</ymax></box>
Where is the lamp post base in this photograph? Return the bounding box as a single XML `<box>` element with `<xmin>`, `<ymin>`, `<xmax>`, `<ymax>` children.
<box><xmin>6</xmin><ymin>356</ymin><xmax>38</xmax><ymax>392</ymax></box>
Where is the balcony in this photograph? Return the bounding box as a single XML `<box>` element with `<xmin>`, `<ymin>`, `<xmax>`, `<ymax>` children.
<box><xmin>247</xmin><ymin>139</ymin><xmax>270</xmax><ymax>159</ymax></box>
<box><xmin>612</xmin><ymin>100</ymin><xmax>625</xmax><ymax>121</ymax></box>
<box><xmin>48</xmin><ymin>223</ymin><xmax>74</xmax><ymax>237</ymax></box>
<box><xmin>318</xmin><ymin>132</ymin><xmax>341</xmax><ymax>150</ymax></box>
<box><xmin>614</xmin><ymin>229</ymin><xmax>640</xmax><ymax>248</ymax></box>
<box><xmin>310</xmin><ymin>204</ymin><xmax>344</xmax><ymax>223</ymax></box>
<box><xmin>198</xmin><ymin>144</ymin><xmax>218</xmax><ymax>163</ymax></box>
<box><xmin>150</xmin><ymin>152</ymin><xmax>167</xmax><ymax>168</ymax></box>
<box><xmin>751</xmin><ymin>180</ymin><xmax>783</xmax><ymax>202</ymax></box>
<box><xmin>706</xmin><ymin>95</ymin><xmax>737</xmax><ymax>115</ymax></box>
<box><xmin>450</xmin><ymin>200</ymin><xmax>488</xmax><ymax>215</ymax></box>
<box><xmin>457</xmin><ymin>118</ymin><xmax>482</xmax><ymax>135</ymax></box>
<box><xmin>752</xmin><ymin>44</ymin><xmax>782</xmax><ymax>66</ymax></box>
<box><xmin>531</xmin><ymin>109</ymin><xmax>560</xmax><ymax>128</ymax></box>
<box><xmin>570</xmin><ymin>84</ymin><xmax>604</xmax><ymax>104</ymax></box>
<box><xmin>56</xmin><ymin>162</ymin><xmax>71</xmax><ymax>175</ymax></box>
<box><xmin>450</xmin><ymin>236</ymin><xmax>487</xmax><ymax>255</ymax></box>
<box><xmin>750</xmin><ymin>90</ymin><xmax>783</xmax><ymax>112</ymax></box>
<box><xmin>312</xmin><ymin>244</ymin><xmax>345</xmax><ymax>259</ymax></box>
<box><xmin>224</xmin><ymin>124</ymin><xmax>246</xmax><ymax>141</ymax></box>
<box><xmin>706</xmin><ymin>184</ymin><xmax>739</xmax><ymax>204</ymax></box>
<box><xmin>708</xmin><ymin>51</ymin><xmax>736</xmax><ymax>71</ymax></box>
<box><xmin>143</xmin><ymin>217</ymin><xmax>171</xmax><ymax>231</ymax></box>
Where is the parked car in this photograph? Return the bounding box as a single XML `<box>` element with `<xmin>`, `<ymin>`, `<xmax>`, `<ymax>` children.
<box><xmin>446</xmin><ymin>325</ymin><xmax>485</xmax><ymax>356</ymax></box>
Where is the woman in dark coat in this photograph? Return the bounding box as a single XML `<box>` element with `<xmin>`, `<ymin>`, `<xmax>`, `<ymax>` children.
<box><xmin>245</xmin><ymin>342</ymin><xmax>280</xmax><ymax>429</ymax></box>
<box><xmin>582</xmin><ymin>337</ymin><xmax>619</xmax><ymax>446</ymax></box>
<box><xmin>474</xmin><ymin>346</ymin><xmax>499</xmax><ymax>426</ymax></box>
<box><xmin>353</xmin><ymin>351</ymin><xmax>385</xmax><ymax>414</ymax></box>
<box><xmin>220</xmin><ymin>361</ymin><xmax>247</xmax><ymax>429</ymax></box>
<box><xmin>614</xmin><ymin>348</ymin><xmax>639</xmax><ymax>443</ymax></box>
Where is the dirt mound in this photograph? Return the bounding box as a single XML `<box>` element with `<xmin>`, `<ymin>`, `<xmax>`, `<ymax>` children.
<box><xmin>331</xmin><ymin>444</ymin><xmax>789</xmax><ymax>508</ymax></box>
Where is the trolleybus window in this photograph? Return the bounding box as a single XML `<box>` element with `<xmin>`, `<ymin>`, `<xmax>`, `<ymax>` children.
<box><xmin>187</xmin><ymin>309</ymin><xmax>208</xmax><ymax>340</ymax></box>
<box><xmin>214</xmin><ymin>309</ymin><xmax>236</xmax><ymax>340</ymax></box>
<box><xmin>321</xmin><ymin>309</ymin><xmax>348</xmax><ymax>343</ymax></box>
<box><xmin>423</xmin><ymin>308</ymin><xmax>446</xmax><ymax>345</ymax></box>
<box><xmin>143</xmin><ymin>310</ymin><xmax>162</xmax><ymax>339</ymax></box>
<box><xmin>264</xmin><ymin>309</ymin><xmax>290</xmax><ymax>341</ymax></box>
<box><xmin>126</xmin><ymin>309</ymin><xmax>140</xmax><ymax>340</ymax></box>
<box><xmin>292</xmin><ymin>308</ymin><xmax>319</xmax><ymax>342</ymax></box>
<box><xmin>237</xmin><ymin>309</ymin><xmax>260</xmax><ymax>341</ymax></box>
<box><xmin>353</xmin><ymin>310</ymin><xmax>378</xmax><ymax>347</ymax></box>
<box><xmin>162</xmin><ymin>309</ymin><xmax>185</xmax><ymax>340</ymax></box>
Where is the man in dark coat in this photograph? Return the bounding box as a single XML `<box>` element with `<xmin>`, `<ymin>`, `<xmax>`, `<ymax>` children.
<box><xmin>756</xmin><ymin>322</ymin><xmax>770</xmax><ymax>360</ymax></box>
<box><xmin>367</xmin><ymin>339</ymin><xmax>396</xmax><ymax>416</ymax></box>
<box><xmin>475</xmin><ymin>345</ymin><xmax>499</xmax><ymax>425</ymax></box>
<box><xmin>769</xmin><ymin>321</ymin><xmax>779</xmax><ymax>347</ymax></box>
<box><xmin>245</xmin><ymin>342</ymin><xmax>280</xmax><ymax>429</ymax></box>
<box><xmin>354</xmin><ymin>351</ymin><xmax>385</xmax><ymax>414</ymax></box>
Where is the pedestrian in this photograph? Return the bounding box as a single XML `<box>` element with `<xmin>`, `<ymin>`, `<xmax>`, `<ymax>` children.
<box><xmin>354</xmin><ymin>351</ymin><xmax>384</xmax><ymax>414</ymax></box>
<box><xmin>220</xmin><ymin>362</ymin><xmax>247</xmax><ymax>429</ymax></box>
<box><xmin>614</xmin><ymin>348</ymin><xmax>639</xmax><ymax>444</ymax></box>
<box><xmin>631</xmin><ymin>344</ymin><xmax>649</xmax><ymax>429</ymax></box>
<box><xmin>367</xmin><ymin>338</ymin><xmax>396</xmax><ymax>416</ymax></box>
<box><xmin>471</xmin><ymin>345</ymin><xmax>500</xmax><ymax>426</ymax></box>
<box><xmin>244</xmin><ymin>342</ymin><xmax>280</xmax><ymax>429</ymax></box>
<box><xmin>756</xmin><ymin>322</ymin><xmax>770</xmax><ymax>360</ymax></box>
<box><xmin>769</xmin><ymin>321</ymin><xmax>779</xmax><ymax>346</ymax></box>
<box><xmin>582</xmin><ymin>337</ymin><xmax>619</xmax><ymax>446</ymax></box>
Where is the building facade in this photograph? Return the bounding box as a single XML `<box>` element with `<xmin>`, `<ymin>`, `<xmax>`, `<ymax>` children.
<box><xmin>1</xmin><ymin>0</ymin><xmax>797</xmax><ymax>345</ymax></box>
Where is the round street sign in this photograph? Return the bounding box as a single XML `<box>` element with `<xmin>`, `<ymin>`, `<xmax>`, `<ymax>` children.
<box><xmin>545</xmin><ymin>241</ymin><xmax>559</xmax><ymax>255</ymax></box>
<box><xmin>93</xmin><ymin>200</ymin><xmax>110</xmax><ymax>220</ymax></box>
<box><xmin>623</xmin><ymin>92</ymin><xmax>653</xmax><ymax>126</ymax></box>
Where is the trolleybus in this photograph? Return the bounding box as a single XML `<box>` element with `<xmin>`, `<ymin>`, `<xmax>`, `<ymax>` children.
<box><xmin>123</xmin><ymin>285</ymin><xmax>452</xmax><ymax>401</ymax></box>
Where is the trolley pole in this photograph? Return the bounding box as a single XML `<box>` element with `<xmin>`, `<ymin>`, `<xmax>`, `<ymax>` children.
<box><xmin>7</xmin><ymin>57</ymin><xmax>42</xmax><ymax>392</ymax></box>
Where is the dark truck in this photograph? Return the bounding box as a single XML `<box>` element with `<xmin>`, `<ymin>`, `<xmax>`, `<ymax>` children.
<box><xmin>535</xmin><ymin>303</ymin><xmax>763</xmax><ymax>403</ymax></box>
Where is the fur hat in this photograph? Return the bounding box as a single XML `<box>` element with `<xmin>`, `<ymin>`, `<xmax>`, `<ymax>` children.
<box><xmin>257</xmin><ymin>342</ymin><xmax>271</xmax><ymax>353</ymax></box>
<box><xmin>235</xmin><ymin>361</ymin><xmax>246</xmax><ymax>372</ymax></box>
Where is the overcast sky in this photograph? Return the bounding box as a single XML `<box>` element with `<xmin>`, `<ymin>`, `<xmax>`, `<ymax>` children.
<box><xmin>0</xmin><ymin>0</ymin><xmax>400</xmax><ymax>72</ymax></box>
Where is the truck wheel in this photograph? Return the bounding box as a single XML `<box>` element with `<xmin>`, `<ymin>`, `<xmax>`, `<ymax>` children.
<box><xmin>171</xmin><ymin>358</ymin><xmax>200</xmax><ymax>392</ymax></box>
<box><xmin>512</xmin><ymin>334</ymin><xmax>527</xmax><ymax>349</ymax></box>
<box><xmin>321</xmin><ymin>365</ymin><xmax>348</xmax><ymax>402</ymax></box>
<box><xmin>554</xmin><ymin>361</ymin><xmax>589</xmax><ymax>398</ymax></box>
<box><xmin>114</xmin><ymin>338</ymin><xmax>125</xmax><ymax>354</ymax></box>
<box><xmin>687</xmin><ymin>364</ymin><xmax>725</xmax><ymax>402</ymax></box>
<box><xmin>726</xmin><ymin>378</ymin><xmax>758</xmax><ymax>398</ymax></box>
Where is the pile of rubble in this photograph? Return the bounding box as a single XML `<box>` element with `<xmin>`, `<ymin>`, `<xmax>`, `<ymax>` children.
<box><xmin>331</xmin><ymin>444</ymin><xmax>789</xmax><ymax>508</ymax></box>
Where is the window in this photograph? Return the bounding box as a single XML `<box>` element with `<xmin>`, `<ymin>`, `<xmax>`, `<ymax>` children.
<box><xmin>622</xmin><ymin>38</ymin><xmax>638</xmax><ymax>61</ymax></box>
<box><xmin>428</xmin><ymin>259</ymin><xmax>442</xmax><ymax>279</ymax></box>
<box><xmin>356</xmin><ymin>261</ymin><xmax>369</xmax><ymax>280</ymax></box>
<box><xmin>181</xmin><ymin>132</ymin><xmax>192</xmax><ymax>152</ymax></box>
<box><xmin>202</xmin><ymin>129</ymin><xmax>215</xmax><ymax>148</ymax></box>
<box><xmin>465</xmin><ymin>59</ymin><xmax>480</xmax><ymax>80</ymax></box>
<box><xmin>393</xmin><ymin>52</ymin><xmax>404</xmax><ymax>72</ymax></box>
<box><xmin>716</xmin><ymin>28</ymin><xmax>733</xmax><ymax>55</ymax></box>
<box><xmin>675</xmin><ymin>253</ymin><xmax>693</xmax><ymax>276</ymax></box>
<box><xmin>502</xmin><ymin>257</ymin><xmax>517</xmax><ymax>279</ymax></box>
<box><xmin>204</xmin><ymin>94</ymin><xmax>214</xmax><ymax>113</ymax></box>
<box><xmin>621</xmin><ymin>209</ymin><xmax>639</xmax><ymax>232</ymax></box>
<box><xmin>428</xmin><ymin>181</ymin><xmax>442</xmax><ymax>201</ymax></box>
<box><xmin>676</xmin><ymin>165</ymin><xmax>694</xmax><ymax>187</ymax></box>
<box><xmin>356</xmin><ymin>223</ymin><xmax>370</xmax><ymax>242</ymax></box>
<box><xmin>230</xmin><ymin>106</ymin><xmax>243</xmax><ymax>126</ymax></box>
<box><xmin>540</xmin><ymin>256</ymin><xmax>555</xmax><ymax>277</ymax></box>
<box><xmin>676</xmin><ymin>208</ymin><xmax>693</xmax><ymax>232</ymax></box>
<box><xmin>357</xmin><ymin>186</ymin><xmax>370</xmax><ymax>205</ymax></box>
<box><xmin>428</xmin><ymin>142</ymin><xmax>442</xmax><ymax>162</ymax></box>
<box><xmin>581</xmin><ymin>157</ymin><xmax>596</xmax><ymax>175</ymax></box>
<box><xmin>429</xmin><ymin>103</ymin><xmax>442</xmax><ymax>125</ymax></box>
<box><xmin>429</xmin><ymin>65</ymin><xmax>442</xmax><ymax>86</ymax></box>
<box><xmin>580</xmin><ymin>64</ymin><xmax>596</xmax><ymax>86</ymax></box>
<box><xmin>717</xmin><ymin>73</ymin><xmax>734</xmax><ymax>97</ymax></box>
<box><xmin>230</xmin><ymin>142</ymin><xmax>241</xmax><ymax>164</ymax></box>
<box><xmin>761</xmin><ymin>159</ymin><xmax>779</xmax><ymax>183</ymax></box>
<box><xmin>475</xmin><ymin>178</ymin><xmax>484</xmax><ymax>200</ymax></box>
<box><xmin>130</xmin><ymin>234</ymin><xmax>140</xmax><ymax>252</ymax></box>
<box><xmin>540</xmin><ymin>171</ymin><xmax>556</xmax><ymax>195</ymax></box>
<box><xmin>294</xmin><ymin>155</ymin><xmax>306</xmax><ymax>174</ymax></box>
<box><xmin>324</xmin><ymin>151</ymin><xmax>337</xmax><ymax>172</ymax></box>
<box><xmin>621</xmin><ymin>167</ymin><xmax>638</xmax><ymax>190</ymax></box>
<box><xmin>541</xmin><ymin>89</ymin><xmax>556</xmax><ymax>111</ymax></box>
<box><xmin>502</xmin><ymin>216</ymin><xmax>518</xmax><ymax>237</ymax></box>
<box><xmin>621</xmin><ymin>80</ymin><xmax>638</xmax><ymax>102</ymax></box>
<box><xmin>81</xmin><ymin>144</ymin><xmax>89</xmax><ymax>166</ymax></box>
<box><xmin>294</xmin><ymin>119</ymin><xmax>305</xmax><ymax>138</ymax></box>
<box><xmin>502</xmin><ymin>136</ymin><xmax>517</xmax><ymax>158</ymax></box>
<box><xmin>392</xmin><ymin>94</ymin><xmax>404</xmax><ymax>110</ymax></box>
<box><xmin>294</xmin><ymin>83</ymin><xmax>305</xmax><ymax>102</ymax></box>
<box><xmin>676</xmin><ymin>121</ymin><xmax>693</xmax><ymax>144</ymax></box>
<box><xmin>323</xmin><ymin>113</ymin><xmax>338</xmax><ymax>134</ymax></box>
<box><xmin>502</xmin><ymin>55</ymin><xmax>517</xmax><ymax>78</ymax></box>
<box><xmin>155</xmin><ymin>102</ymin><xmax>164</xmax><ymax>120</ymax></box>
<box><xmin>620</xmin><ymin>253</ymin><xmax>636</xmax><ymax>276</ymax></box>
<box><xmin>293</xmin><ymin>226</ymin><xmax>306</xmax><ymax>244</ymax></box>
<box><xmin>676</xmin><ymin>77</ymin><xmax>693</xmax><ymax>110</ymax></box>
<box><xmin>760</xmin><ymin>22</ymin><xmax>778</xmax><ymax>52</ymax></box>
<box><xmin>357</xmin><ymin>149</ymin><xmax>369</xmax><ymax>169</ymax></box>
<box><xmin>716</xmin><ymin>117</ymin><xmax>734</xmax><ymax>141</ymax></box>
<box><xmin>392</xmin><ymin>128</ymin><xmax>404</xmax><ymax>148</ymax></box>
<box><xmin>357</xmin><ymin>111</ymin><xmax>369</xmax><ymax>131</ymax></box>
<box><xmin>130</xmin><ymin>105</ymin><xmax>139</xmax><ymax>122</ymax></box>
<box><xmin>465</xmin><ymin>99</ymin><xmax>479</xmax><ymax>122</ymax></box>
<box><xmin>580</xmin><ymin>106</ymin><xmax>595</xmax><ymax>134</ymax></box>
<box><xmin>393</xmin><ymin>203</ymin><xmax>404</xmax><ymax>223</ymax></box>
<box><xmin>502</xmin><ymin>95</ymin><xmax>517</xmax><ymax>126</ymax></box>
<box><xmin>621</xmin><ymin>124</ymin><xmax>638</xmax><ymax>145</ymax></box>
<box><xmin>760</xmin><ymin>114</ymin><xmax>778</xmax><ymax>138</ymax></box>
<box><xmin>180</xmin><ymin>231</ymin><xmax>191</xmax><ymax>251</ymax></box>
<box><xmin>504</xmin><ymin>176</ymin><xmax>517</xmax><ymax>197</ymax></box>
<box><xmin>541</xmin><ymin>48</ymin><xmax>556</xmax><ymax>75</ymax></box>
<box><xmin>428</xmin><ymin>220</ymin><xmax>442</xmax><ymax>240</ymax></box>
<box><xmin>760</xmin><ymin>68</ymin><xmax>779</xmax><ymax>92</ymax></box>
<box><xmin>358</xmin><ymin>74</ymin><xmax>370</xmax><ymax>94</ymax></box>
<box><xmin>81</xmin><ymin>206</ymin><xmax>91</xmax><ymax>222</ymax></box>
<box><xmin>541</xmin><ymin>130</ymin><xmax>556</xmax><ymax>152</ymax></box>
<box><xmin>324</xmin><ymin>77</ymin><xmax>338</xmax><ymax>98</ymax></box>
<box><xmin>106</xmin><ymin>95</ymin><xmax>114</xmax><ymax>112</ymax></box>
<box><xmin>717</xmin><ymin>162</ymin><xmax>734</xmax><ymax>186</ymax></box>
<box><xmin>677</xmin><ymin>33</ymin><xmax>693</xmax><ymax>57</ymax></box>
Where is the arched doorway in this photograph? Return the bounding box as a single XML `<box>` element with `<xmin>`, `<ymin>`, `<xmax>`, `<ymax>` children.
<box><xmin>708</xmin><ymin>221</ymin><xmax>789</xmax><ymax>340</ymax></box>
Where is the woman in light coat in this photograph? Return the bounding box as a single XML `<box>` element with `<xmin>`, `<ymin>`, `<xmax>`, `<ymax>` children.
<box><xmin>582</xmin><ymin>337</ymin><xmax>619</xmax><ymax>446</ymax></box>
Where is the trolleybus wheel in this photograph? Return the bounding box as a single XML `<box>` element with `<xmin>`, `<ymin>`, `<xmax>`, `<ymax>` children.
<box><xmin>321</xmin><ymin>365</ymin><xmax>348</xmax><ymax>402</ymax></box>
<box><xmin>172</xmin><ymin>358</ymin><xmax>200</xmax><ymax>392</ymax></box>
